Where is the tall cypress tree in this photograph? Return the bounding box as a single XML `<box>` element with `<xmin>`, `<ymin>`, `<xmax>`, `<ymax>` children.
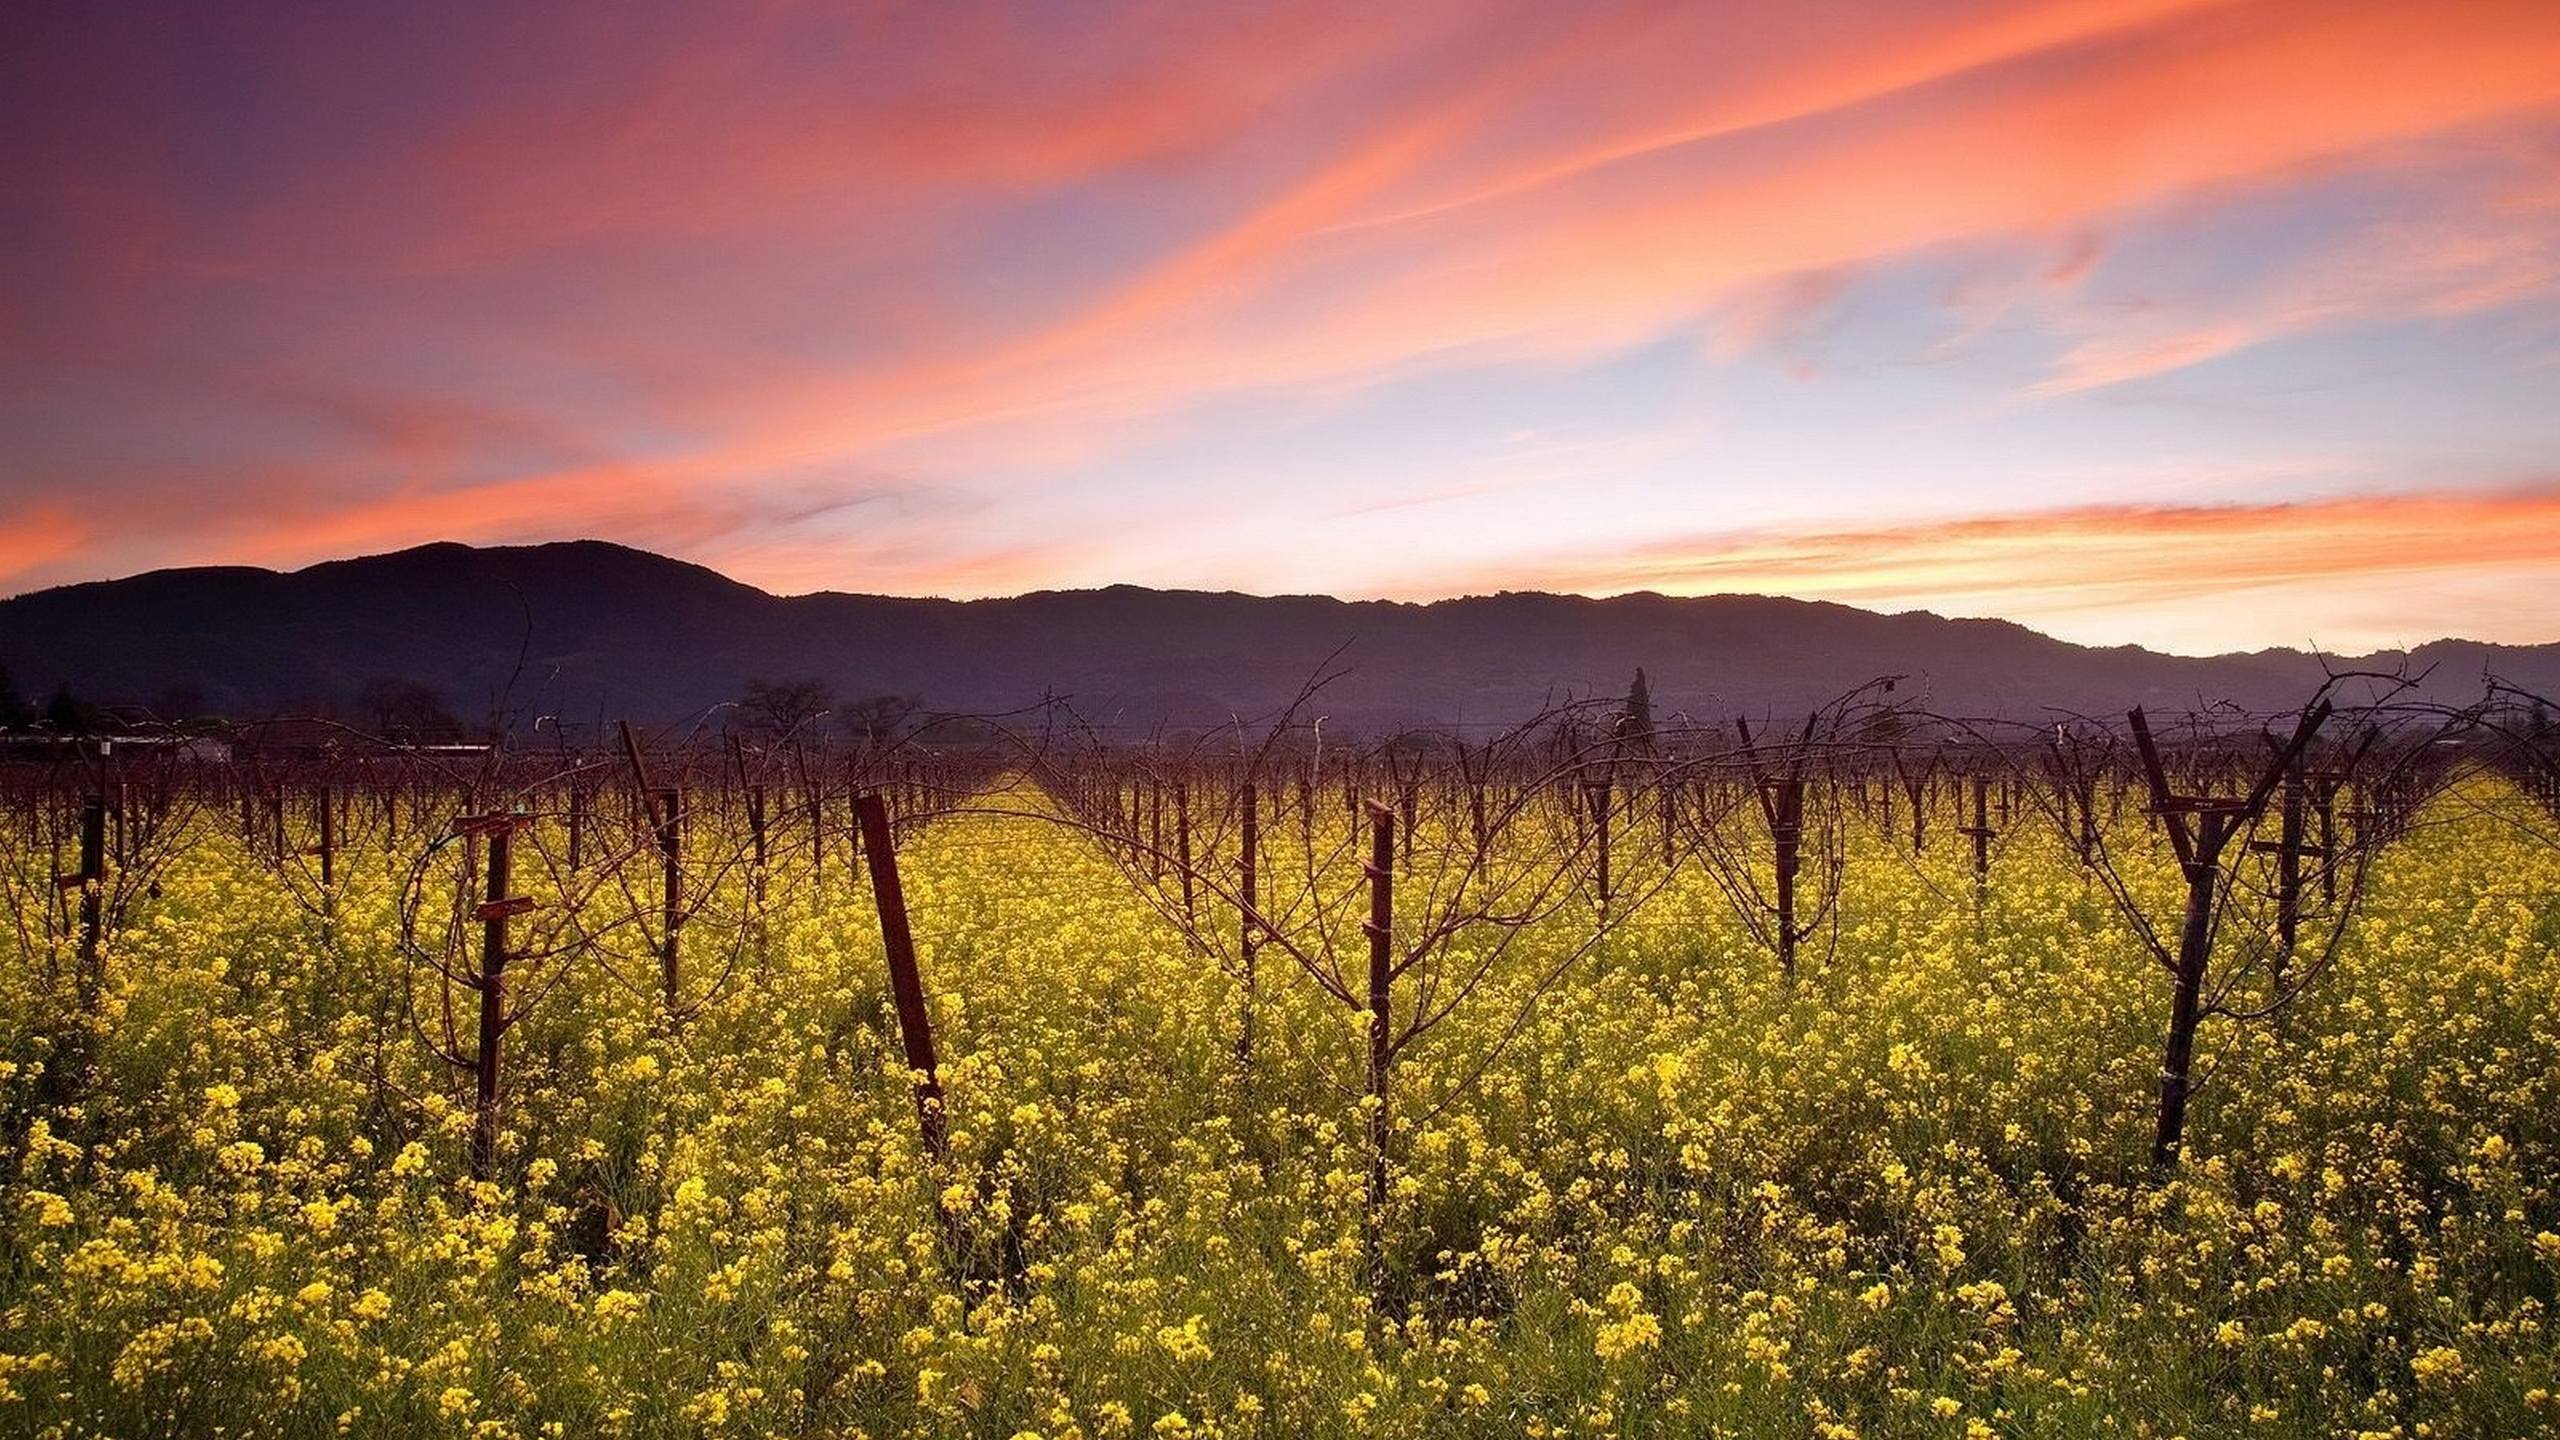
<box><xmin>1620</xmin><ymin>668</ymin><xmax>1655</xmax><ymax>754</ymax></box>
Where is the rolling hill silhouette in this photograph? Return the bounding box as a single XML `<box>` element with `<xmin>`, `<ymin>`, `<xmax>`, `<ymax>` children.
<box><xmin>3</xmin><ymin>540</ymin><xmax>2549</xmax><ymax>734</ymax></box>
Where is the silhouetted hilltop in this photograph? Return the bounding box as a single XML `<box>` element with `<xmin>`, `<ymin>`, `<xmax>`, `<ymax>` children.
<box><xmin>3</xmin><ymin>540</ymin><xmax>2549</xmax><ymax>733</ymax></box>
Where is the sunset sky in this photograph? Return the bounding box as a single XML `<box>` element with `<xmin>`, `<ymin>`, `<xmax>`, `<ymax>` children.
<box><xmin>6</xmin><ymin>0</ymin><xmax>2560</xmax><ymax>654</ymax></box>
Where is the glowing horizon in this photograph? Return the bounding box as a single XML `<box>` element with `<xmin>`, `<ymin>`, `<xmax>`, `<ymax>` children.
<box><xmin>6</xmin><ymin>0</ymin><xmax>2559</xmax><ymax>656</ymax></box>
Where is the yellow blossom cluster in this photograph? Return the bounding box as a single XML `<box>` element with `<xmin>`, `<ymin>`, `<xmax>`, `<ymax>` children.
<box><xmin>0</xmin><ymin>778</ymin><xmax>2552</xmax><ymax>1436</ymax></box>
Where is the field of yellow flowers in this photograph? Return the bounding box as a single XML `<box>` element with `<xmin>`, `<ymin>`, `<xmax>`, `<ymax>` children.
<box><xmin>3</xmin><ymin>785</ymin><xmax>2556</xmax><ymax>1439</ymax></box>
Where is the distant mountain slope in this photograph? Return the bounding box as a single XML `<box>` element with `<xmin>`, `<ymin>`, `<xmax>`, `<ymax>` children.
<box><xmin>2</xmin><ymin>540</ymin><xmax>2549</xmax><ymax>732</ymax></box>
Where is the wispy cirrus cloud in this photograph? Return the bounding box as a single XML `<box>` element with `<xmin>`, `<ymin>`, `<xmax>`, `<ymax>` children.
<box><xmin>2027</xmin><ymin>144</ymin><xmax>2560</xmax><ymax>394</ymax></box>
<box><xmin>2</xmin><ymin>0</ymin><xmax>2557</xmax><ymax>648</ymax></box>
<box><xmin>700</xmin><ymin>0</ymin><xmax>2560</xmax><ymax>474</ymax></box>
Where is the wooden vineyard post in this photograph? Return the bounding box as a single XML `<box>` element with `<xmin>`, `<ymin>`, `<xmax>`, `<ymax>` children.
<box><xmin>1362</xmin><ymin>800</ymin><xmax>1394</xmax><ymax>1294</ymax></box>
<box><xmin>315</xmin><ymin>784</ymin><xmax>336</xmax><ymax>891</ymax></box>
<box><xmin>1586</xmin><ymin>772</ymin><xmax>1613</xmax><ymax>906</ymax></box>
<box><xmin>1174</xmin><ymin>782</ymin><xmax>1195</xmax><ymax>926</ymax></box>
<box><xmin>107</xmin><ymin>763</ymin><xmax>128</xmax><ymax>871</ymax></box>
<box><xmin>2249</xmin><ymin>750</ymin><xmax>2320</xmax><ymax>979</ymax></box>
<box><xmin>1148</xmin><ymin>781</ymin><xmax>1164</xmax><ymax>880</ymax></box>
<box><xmin>458</xmin><ymin>811</ymin><xmax>535</xmax><ymax>1181</ymax></box>
<box><xmin>1397</xmin><ymin>769</ymin><xmax>1418</xmax><ymax>874</ymax></box>
<box><xmin>808</xmin><ymin>777</ymin><xmax>825</xmax><ymax>884</ymax></box>
<box><xmin>1123</xmin><ymin>779</ymin><xmax>1140</xmax><ymax>872</ymax></box>
<box><xmin>856</xmin><ymin>791</ymin><xmax>947</xmax><ymax>1166</ymax></box>
<box><xmin>1236</xmin><ymin>782</ymin><xmax>1259</xmax><ymax>1092</ymax></box>
<box><xmin>655</xmin><ymin>788</ymin><xmax>683</xmax><ymax>1013</ymax></box>
<box><xmin>566</xmin><ymin>785</ymin><xmax>587</xmax><ymax>871</ymax></box>
<box><xmin>57</xmin><ymin>793</ymin><xmax>106</xmax><ymax>1007</ymax></box>
<box><xmin>1773</xmin><ymin>782</ymin><xmax>1801</xmax><ymax>979</ymax></box>
<box><xmin>2315</xmin><ymin>774</ymin><xmax>2340</xmax><ymax>904</ymax></box>
<box><xmin>1960</xmin><ymin>773</ymin><xmax>1994</xmax><ymax>915</ymax></box>
<box><xmin>617</xmin><ymin>721</ymin><xmax>685</xmax><ymax>1017</ymax></box>
<box><xmin>845</xmin><ymin>769</ymin><xmax>866</xmax><ymax>884</ymax></box>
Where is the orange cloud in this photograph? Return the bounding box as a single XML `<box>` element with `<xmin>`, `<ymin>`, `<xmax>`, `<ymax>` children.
<box><xmin>1329</xmin><ymin>0</ymin><xmax>2243</xmax><ymax>235</ymax></box>
<box><xmin>0</xmin><ymin>505</ymin><xmax>87</xmax><ymax>591</ymax></box>
<box><xmin>210</xmin><ymin>462</ymin><xmax>721</xmax><ymax>567</ymax></box>
<box><xmin>8</xmin><ymin>0</ymin><xmax>2560</xmax><ymax>646</ymax></box>
<box><xmin>1446</xmin><ymin>485</ymin><xmax>2560</xmax><ymax>651</ymax></box>
<box><xmin>713</xmin><ymin>0</ymin><xmax>2560</xmax><ymax>469</ymax></box>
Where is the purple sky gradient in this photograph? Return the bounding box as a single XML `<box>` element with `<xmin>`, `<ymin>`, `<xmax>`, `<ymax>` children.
<box><xmin>5</xmin><ymin>0</ymin><xmax>2559</xmax><ymax>653</ymax></box>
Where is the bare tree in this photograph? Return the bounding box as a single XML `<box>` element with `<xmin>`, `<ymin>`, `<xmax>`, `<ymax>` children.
<box><xmin>735</xmin><ymin>676</ymin><xmax>835</xmax><ymax>743</ymax></box>
<box><xmin>841</xmin><ymin>693</ymin><xmax>923</xmax><ymax>749</ymax></box>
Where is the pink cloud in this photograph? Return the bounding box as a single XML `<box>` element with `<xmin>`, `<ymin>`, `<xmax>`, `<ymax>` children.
<box><xmin>701</xmin><ymin>0</ymin><xmax>2560</xmax><ymax>471</ymax></box>
<box><xmin>0</xmin><ymin>506</ymin><xmax>88</xmax><ymax>591</ymax></box>
<box><xmin>5</xmin><ymin>0</ymin><xmax>2558</xmax><ymax>647</ymax></box>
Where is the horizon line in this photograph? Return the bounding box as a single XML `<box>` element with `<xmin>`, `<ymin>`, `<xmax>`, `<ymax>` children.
<box><xmin>7</xmin><ymin>534</ymin><xmax>2550</xmax><ymax>664</ymax></box>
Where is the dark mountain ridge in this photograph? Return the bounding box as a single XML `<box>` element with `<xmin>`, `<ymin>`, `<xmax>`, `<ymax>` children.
<box><xmin>4</xmin><ymin>540</ymin><xmax>2551</xmax><ymax>733</ymax></box>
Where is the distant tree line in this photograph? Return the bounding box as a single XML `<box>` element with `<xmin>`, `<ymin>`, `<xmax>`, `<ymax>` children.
<box><xmin>0</xmin><ymin>663</ymin><xmax>113</xmax><ymax>735</ymax></box>
<box><xmin>733</xmin><ymin>676</ymin><xmax>926</xmax><ymax>747</ymax></box>
<box><xmin>0</xmin><ymin>663</ymin><xmax>948</xmax><ymax>746</ymax></box>
<box><xmin>716</xmin><ymin>671</ymin><xmax>1668</xmax><ymax>753</ymax></box>
<box><xmin>0</xmin><ymin>664</ymin><xmax>471</xmax><ymax>742</ymax></box>
<box><xmin>5</xmin><ymin>662</ymin><xmax>1661</xmax><ymax>748</ymax></box>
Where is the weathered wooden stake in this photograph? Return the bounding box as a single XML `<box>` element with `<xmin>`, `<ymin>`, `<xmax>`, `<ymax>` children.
<box><xmin>656</xmin><ymin>787</ymin><xmax>683</xmax><ymax>1013</ymax></box>
<box><xmin>1236</xmin><ymin>782</ymin><xmax>1259</xmax><ymax>1092</ymax></box>
<box><xmin>1587</xmin><ymin>774</ymin><xmax>1613</xmax><ymax>904</ymax></box>
<box><xmin>1362</xmin><ymin>800</ymin><xmax>1395</xmax><ymax>1293</ymax></box>
<box><xmin>808</xmin><ymin>782</ymin><xmax>824</xmax><ymax>882</ymax></box>
<box><xmin>1174</xmin><ymin>782</ymin><xmax>1195</xmax><ymax>925</ymax></box>
<box><xmin>856</xmin><ymin>791</ymin><xmax>947</xmax><ymax>1165</ymax></box>
<box><xmin>468</xmin><ymin>816</ymin><xmax>520</xmax><ymax>1180</ymax></box>
<box><xmin>315</xmin><ymin>784</ymin><xmax>336</xmax><ymax>891</ymax></box>
<box><xmin>1961</xmin><ymin>774</ymin><xmax>1994</xmax><ymax>912</ymax></box>
<box><xmin>65</xmin><ymin>794</ymin><xmax>106</xmax><ymax>1006</ymax></box>
<box><xmin>1148</xmin><ymin>780</ymin><xmax>1164</xmax><ymax>879</ymax></box>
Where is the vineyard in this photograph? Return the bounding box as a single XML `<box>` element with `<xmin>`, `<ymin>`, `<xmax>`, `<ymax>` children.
<box><xmin>2</xmin><ymin>678</ymin><xmax>2557</xmax><ymax>1439</ymax></box>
